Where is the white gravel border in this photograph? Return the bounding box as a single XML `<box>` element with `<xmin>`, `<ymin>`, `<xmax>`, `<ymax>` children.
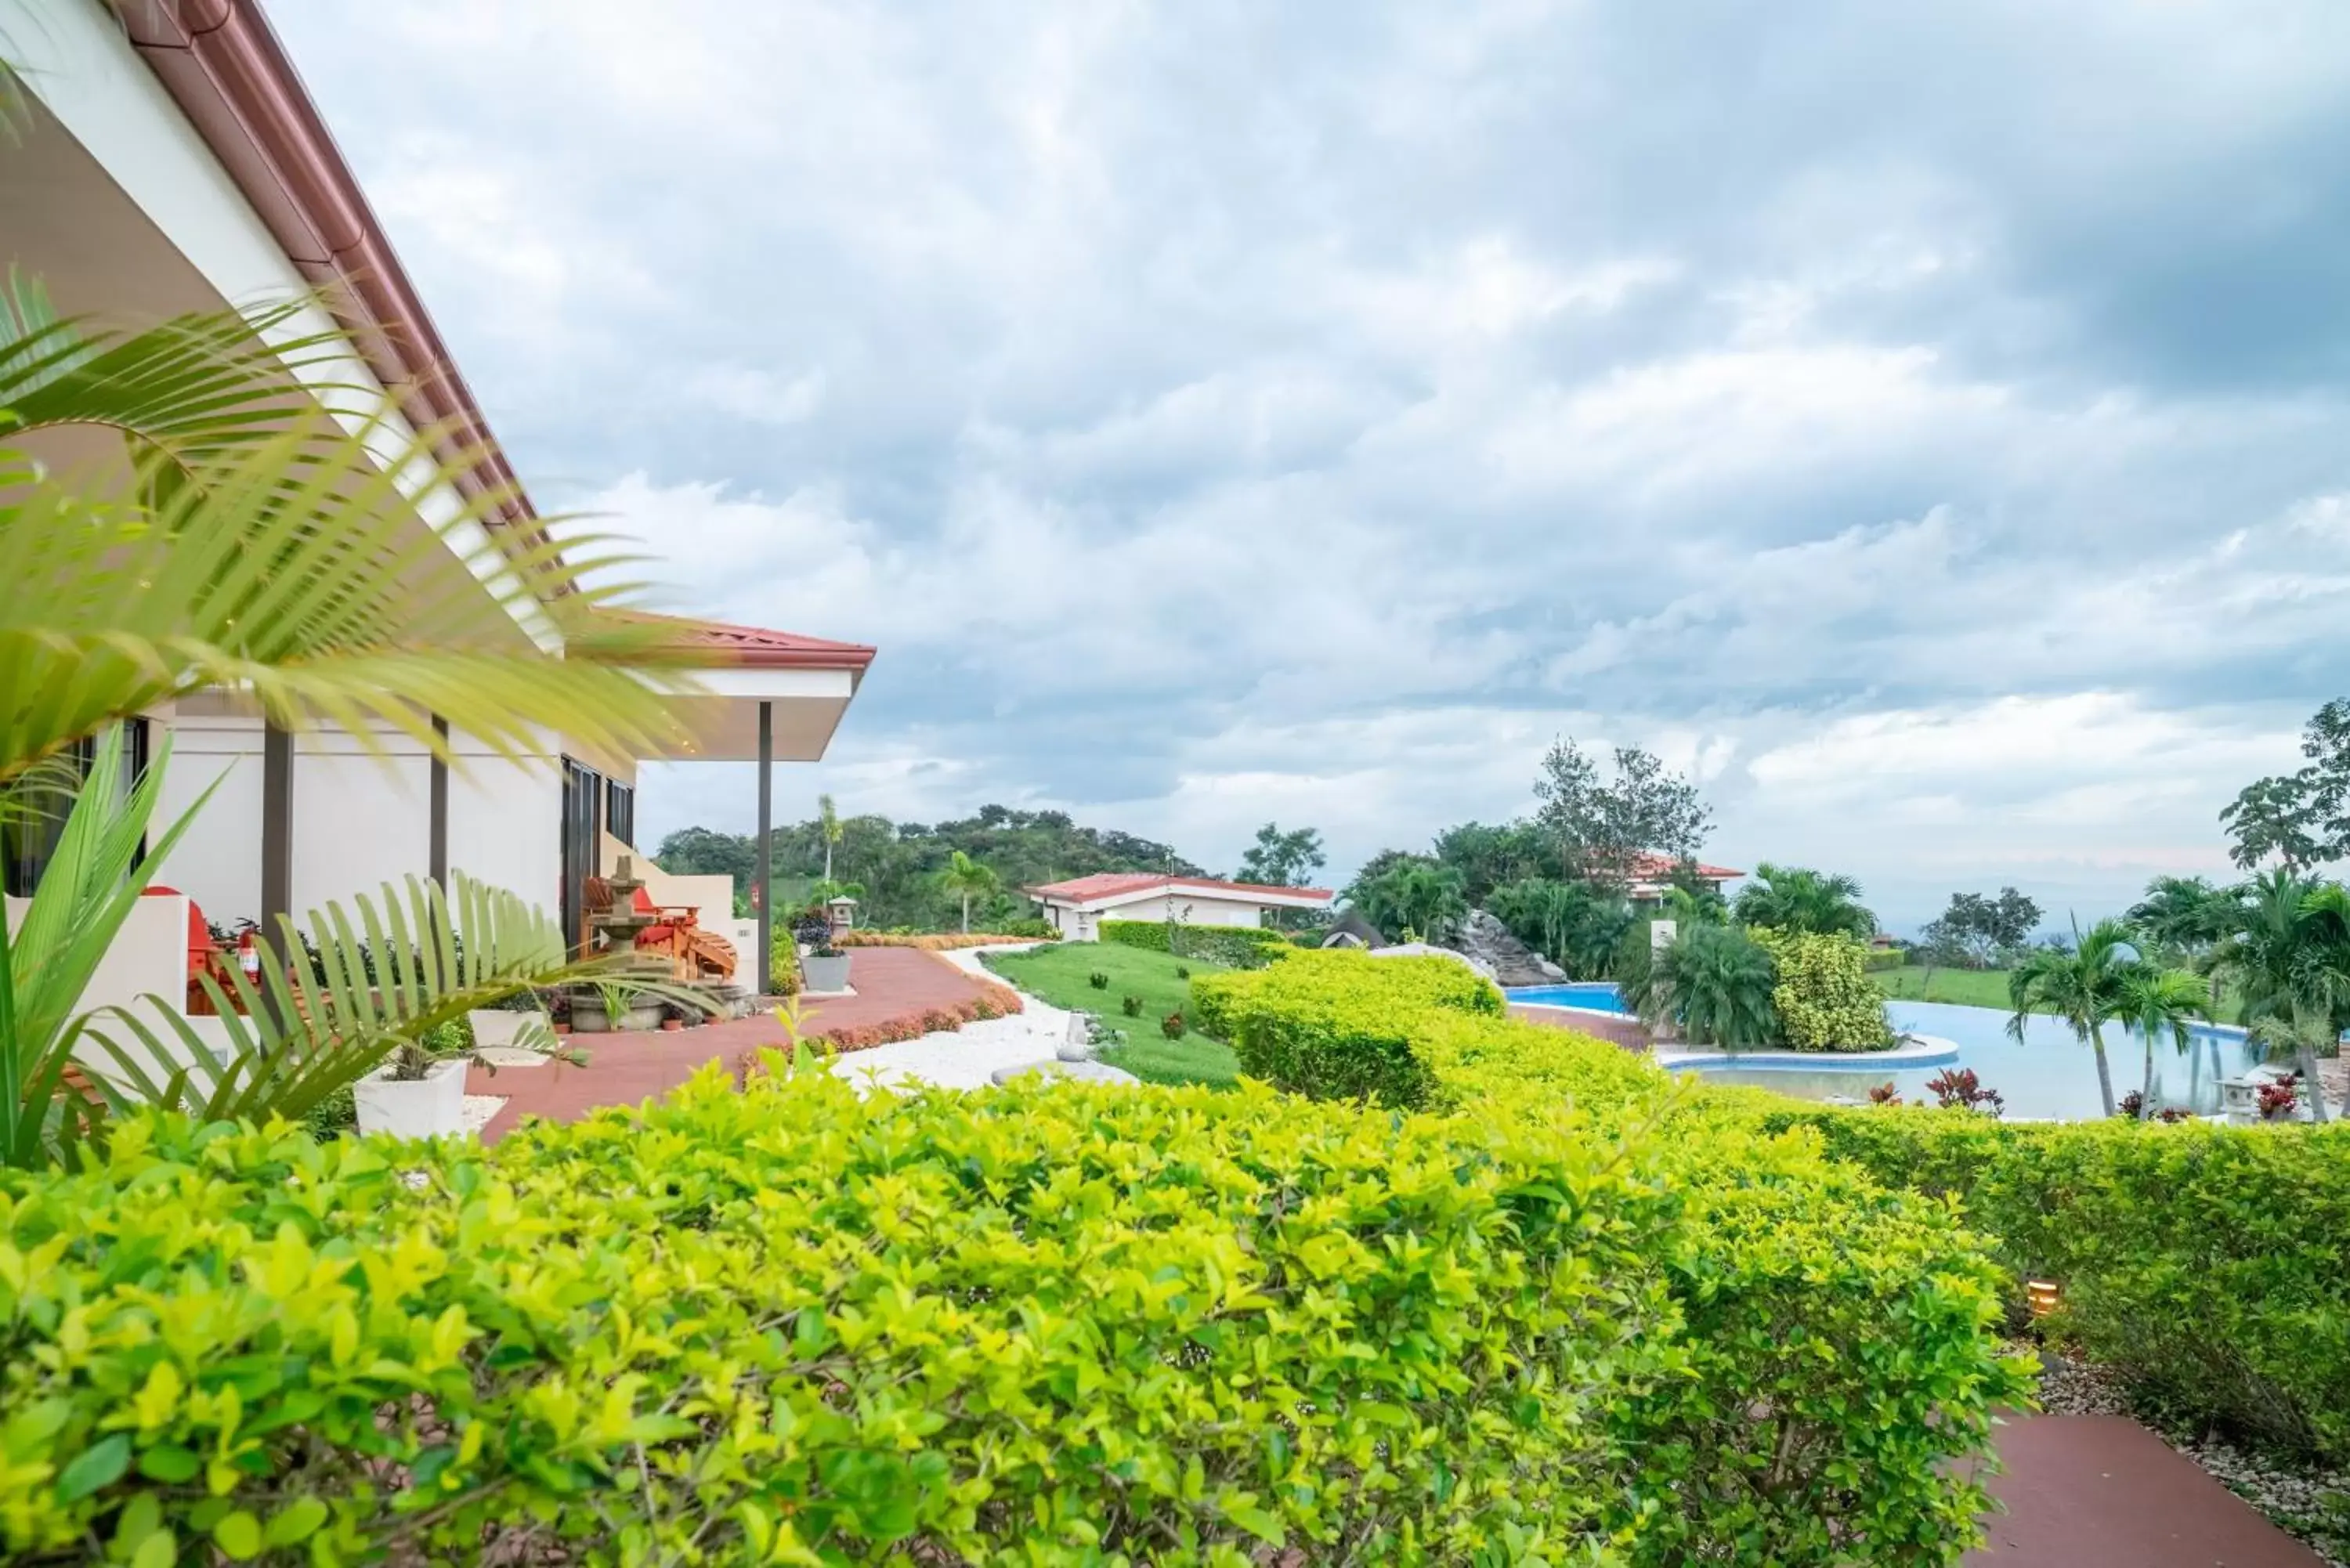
<box><xmin>822</xmin><ymin>944</ymin><xmax>1088</xmax><ymax>1092</ymax></box>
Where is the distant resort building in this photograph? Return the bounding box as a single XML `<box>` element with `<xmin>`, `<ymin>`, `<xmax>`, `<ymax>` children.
<box><xmin>1624</xmin><ymin>853</ymin><xmax>1746</xmax><ymax>901</ymax></box>
<box><xmin>1027</xmin><ymin>873</ymin><xmax>1333</xmax><ymax>941</ymax></box>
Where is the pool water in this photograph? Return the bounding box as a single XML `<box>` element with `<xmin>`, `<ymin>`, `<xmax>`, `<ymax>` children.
<box><xmin>1506</xmin><ymin>985</ymin><xmax>2269</xmax><ymax>1121</ymax></box>
<box><xmin>1698</xmin><ymin>1001</ymin><xmax>2266</xmax><ymax>1121</ymax></box>
<box><xmin>1509</xmin><ymin>982</ymin><xmax>1633</xmax><ymax>1013</ymax></box>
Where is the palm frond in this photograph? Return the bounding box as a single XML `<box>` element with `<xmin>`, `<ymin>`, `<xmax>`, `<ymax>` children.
<box><xmin>74</xmin><ymin>872</ymin><xmax>697</xmax><ymax>1133</ymax></box>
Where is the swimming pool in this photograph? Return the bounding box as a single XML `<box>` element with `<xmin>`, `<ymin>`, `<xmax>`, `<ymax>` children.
<box><xmin>1508</xmin><ymin>981</ymin><xmax>1633</xmax><ymax>1013</ymax></box>
<box><xmin>1505</xmin><ymin>983</ymin><xmax>2268</xmax><ymax>1120</ymax></box>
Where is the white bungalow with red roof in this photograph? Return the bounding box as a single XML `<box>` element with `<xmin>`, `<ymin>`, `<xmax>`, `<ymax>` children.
<box><xmin>0</xmin><ymin>0</ymin><xmax>870</xmax><ymax>1001</ymax></box>
<box><xmin>1623</xmin><ymin>853</ymin><xmax>1746</xmax><ymax>901</ymax></box>
<box><xmin>1026</xmin><ymin>873</ymin><xmax>1334</xmax><ymax>941</ymax></box>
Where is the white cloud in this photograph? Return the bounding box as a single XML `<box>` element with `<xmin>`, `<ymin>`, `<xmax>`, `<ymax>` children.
<box><xmin>265</xmin><ymin>0</ymin><xmax>2350</xmax><ymax>930</ymax></box>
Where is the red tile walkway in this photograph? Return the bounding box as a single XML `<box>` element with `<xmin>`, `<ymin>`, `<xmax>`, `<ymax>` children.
<box><xmin>467</xmin><ymin>946</ymin><xmax>993</xmax><ymax>1143</ymax></box>
<box><xmin>1970</xmin><ymin>1416</ymin><xmax>2326</xmax><ymax>1566</ymax></box>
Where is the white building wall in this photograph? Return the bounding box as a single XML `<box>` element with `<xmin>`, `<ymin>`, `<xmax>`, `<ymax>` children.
<box><xmin>147</xmin><ymin>713</ymin><xmax>564</xmax><ymax>927</ymax></box>
<box><xmin>446</xmin><ymin>741</ymin><xmax>562</xmax><ymax>921</ymax></box>
<box><xmin>292</xmin><ymin>730</ymin><xmax>431</xmax><ymax>918</ymax></box>
<box><xmin>151</xmin><ymin>714</ymin><xmax>264</xmax><ymax>925</ymax></box>
<box><xmin>1104</xmin><ymin>892</ymin><xmax>1272</xmax><ymax>929</ymax></box>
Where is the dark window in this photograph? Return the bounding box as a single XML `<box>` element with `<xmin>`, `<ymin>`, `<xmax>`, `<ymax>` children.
<box><xmin>605</xmin><ymin>780</ymin><xmax>635</xmax><ymax>850</ymax></box>
<box><xmin>0</xmin><ymin>722</ymin><xmax>145</xmax><ymax>897</ymax></box>
<box><xmin>559</xmin><ymin>758</ymin><xmax>605</xmax><ymax>955</ymax></box>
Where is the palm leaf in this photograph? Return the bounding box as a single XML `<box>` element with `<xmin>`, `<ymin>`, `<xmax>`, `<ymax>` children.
<box><xmin>74</xmin><ymin>872</ymin><xmax>699</xmax><ymax>1135</ymax></box>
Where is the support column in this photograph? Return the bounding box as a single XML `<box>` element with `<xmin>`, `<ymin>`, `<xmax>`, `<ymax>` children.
<box><xmin>261</xmin><ymin>721</ymin><xmax>293</xmax><ymax>938</ymax></box>
<box><xmin>428</xmin><ymin>715</ymin><xmax>449</xmax><ymax>887</ymax></box>
<box><xmin>756</xmin><ymin>701</ymin><xmax>774</xmax><ymax>997</ymax></box>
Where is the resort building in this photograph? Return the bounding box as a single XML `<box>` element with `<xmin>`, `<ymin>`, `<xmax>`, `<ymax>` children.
<box><xmin>1026</xmin><ymin>873</ymin><xmax>1334</xmax><ymax>941</ymax></box>
<box><xmin>0</xmin><ymin>0</ymin><xmax>869</xmax><ymax>1002</ymax></box>
<box><xmin>1624</xmin><ymin>852</ymin><xmax>1745</xmax><ymax>902</ymax></box>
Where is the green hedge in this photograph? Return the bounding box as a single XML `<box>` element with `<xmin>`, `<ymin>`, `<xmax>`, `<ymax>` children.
<box><xmin>1099</xmin><ymin>919</ymin><xmax>1289</xmax><ymax>969</ymax></box>
<box><xmin>4</xmin><ymin>1064</ymin><xmax>1696</xmax><ymax>1564</ymax></box>
<box><xmin>1191</xmin><ymin>948</ymin><xmax>1504</xmax><ymax>1106</ymax></box>
<box><xmin>1197</xmin><ymin>952</ymin><xmax>2026</xmax><ymax>1562</ymax></box>
<box><xmin>1207</xmin><ymin>946</ymin><xmax>2350</xmax><ymax>1473</ymax></box>
<box><xmin>1748</xmin><ymin>1105</ymin><xmax>2350</xmax><ymax>1465</ymax></box>
<box><xmin>1864</xmin><ymin>945</ymin><xmax>1908</xmax><ymax>970</ymax></box>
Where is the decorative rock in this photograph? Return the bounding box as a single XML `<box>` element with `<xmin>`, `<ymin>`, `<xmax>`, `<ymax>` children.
<box><xmin>1449</xmin><ymin>909</ymin><xmax>1556</xmax><ymax>988</ymax></box>
<box><xmin>1058</xmin><ymin>1012</ymin><xmax>1096</xmax><ymax>1063</ymax></box>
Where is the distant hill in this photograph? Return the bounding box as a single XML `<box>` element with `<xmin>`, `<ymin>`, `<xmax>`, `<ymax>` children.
<box><xmin>653</xmin><ymin>804</ymin><xmax>1203</xmax><ymax>930</ymax></box>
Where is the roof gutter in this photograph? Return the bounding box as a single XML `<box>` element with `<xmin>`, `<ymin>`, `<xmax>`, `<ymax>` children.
<box><xmin>119</xmin><ymin>0</ymin><xmax>555</xmax><ymax>564</ymax></box>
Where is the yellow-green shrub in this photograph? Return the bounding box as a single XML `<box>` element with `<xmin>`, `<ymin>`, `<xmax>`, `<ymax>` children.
<box><xmin>1192</xmin><ymin>950</ymin><xmax>2030</xmax><ymax>1562</ymax></box>
<box><xmin>1746</xmin><ymin>927</ymin><xmax>1895</xmax><ymax>1050</ymax></box>
<box><xmin>2</xmin><ymin>1060</ymin><xmax>1695</xmax><ymax>1566</ymax></box>
<box><xmin>1192</xmin><ymin>949</ymin><xmax>1503</xmax><ymax>1107</ymax></box>
<box><xmin>1747</xmin><ymin>1103</ymin><xmax>2350</xmax><ymax>1465</ymax></box>
<box><xmin>1099</xmin><ymin>919</ymin><xmax>1291</xmax><ymax>969</ymax></box>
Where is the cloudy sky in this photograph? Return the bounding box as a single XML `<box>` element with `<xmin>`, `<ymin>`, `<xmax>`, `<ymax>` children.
<box><xmin>273</xmin><ymin>0</ymin><xmax>2350</xmax><ymax>930</ymax></box>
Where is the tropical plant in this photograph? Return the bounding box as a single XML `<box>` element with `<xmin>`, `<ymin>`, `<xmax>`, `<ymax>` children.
<box><xmin>1923</xmin><ymin>1067</ymin><xmax>2005</xmax><ymax>1117</ymax></box>
<box><xmin>1632</xmin><ymin>923</ymin><xmax>1779</xmax><ymax>1048</ymax></box>
<box><xmin>817</xmin><ymin>793</ymin><xmax>843</xmax><ymax>883</ymax></box>
<box><xmin>2007</xmin><ymin>916</ymin><xmax>2148</xmax><ymax>1119</ymax></box>
<box><xmin>0</xmin><ymin>287</ymin><xmax>700</xmax><ymax>793</ymax></box>
<box><xmin>5</xmin><ymin>733</ymin><xmax>651</xmax><ymax>1164</ymax></box>
<box><xmin>2209</xmin><ymin>870</ymin><xmax>2350</xmax><ymax>1124</ymax></box>
<box><xmin>0</xmin><ymin>287</ymin><xmax>723</xmax><ymax>1164</ymax></box>
<box><xmin>1732</xmin><ymin>863</ymin><xmax>1875</xmax><ymax>940</ymax></box>
<box><xmin>1347</xmin><ymin>857</ymin><xmax>1469</xmax><ymax>944</ymax></box>
<box><xmin>1488</xmin><ymin>876</ymin><xmax>1635</xmax><ymax>978</ymax></box>
<box><xmin>936</xmin><ymin>849</ymin><xmax>1000</xmax><ymax>933</ymax></box>
<box><xmin>2110</xmin><ymin>962</ymin><xmax>2210</xmax><ymax>1113</ymax></box>
<box><xmin>1235</xmin><ymin>821</ymin><xmax>1326</xmax><ymax>889</ymax></box>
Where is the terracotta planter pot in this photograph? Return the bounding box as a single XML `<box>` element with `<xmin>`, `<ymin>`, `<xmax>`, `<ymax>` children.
<box><xmin>552</xmin><ymin>1022</ymin><xmax>573</xmax><ymax>1036</ymax></box>
<box><xmin>661</xmin><ymin>1017</ymin><xmax>683</xmax><ymax>1031</ymax></box>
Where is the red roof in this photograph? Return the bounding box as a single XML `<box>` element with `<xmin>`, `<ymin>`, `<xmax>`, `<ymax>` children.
<box><xmin>1625</xmin><ymin>852</ymin><xmax>1745</xmax><ymax>881</ymax></box>
<box><xmin>1027</xmin><ymin>873</ymin><xmax>1335</xmax><ymax>905</ymax></box>
<box><xmin>621</xmin><ymin>612</ymin><xmax>877</xmax><ymax>671</ymax></box>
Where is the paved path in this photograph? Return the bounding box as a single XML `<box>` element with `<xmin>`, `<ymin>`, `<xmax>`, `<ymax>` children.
<box><xmin>467</xmin><ymin>945</ymin><xmax>1075</xmax><ymax>1140</ymax></box>
<box><xmin>1970</xmin><ymin>1416</ymin><xmax>2326</xmax><ymax>1566</ymax></box>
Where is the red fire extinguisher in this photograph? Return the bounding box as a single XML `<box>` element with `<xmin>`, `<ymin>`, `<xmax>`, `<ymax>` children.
<box><xmin>237</xmin><ymin>929</ymin><xmax>262</xmax><ymax>981</ymax></box>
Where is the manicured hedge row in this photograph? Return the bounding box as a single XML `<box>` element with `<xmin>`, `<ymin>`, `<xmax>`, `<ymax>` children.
<box><xmin>1203</xmin><ymin>947</ymin><xmax>2350</xmax><ymax>1472</ymax></box>
<box><xmin>4</xmin><ymin>1061</ymin><xmax>1703</xmax><ymax>1564</ymax></box>
<box><xmin>1195</xmin><ymin>951</ymin><xmax>2029</xmax><ymax>1561</ymax></box>
<box><xmin>1748</xmin><ymin>1104</ymin><xmax>2350</xmax><ymax>1465</ymax></box>
<box><xmin>1099</xmin><ymin>919</ymin><xmax>1290</xmax><ymax>969</ymax></box>
<box><xmin>835</xmin><ymin>930</ymin><xmax>1059</xmax><ymax>949</ymax></box>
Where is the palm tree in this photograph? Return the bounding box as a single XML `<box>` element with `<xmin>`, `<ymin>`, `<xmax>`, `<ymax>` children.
<box><xmin>938</xmin><ymin>851</ymin><xmax>1000</xmax><ymax>933</ymax></box>
<box><xmin>1633</xmin><ymin>923</ymin><xmax>1777</xmax><ymax>1047</ymax></box>
<box><xmin>2129</xmin><ymin>874</ymin><xmax>2244</xmax><ymax>1004</ymax></box>
<box><xmin>2211</xmin><ymin>871</ymin><xmax>2350</xmax><ymax>1125</ymax></box>
<box><xmin>2008</xmin><ymin>916</ymin><xmax>2140</xmax><ymax>1118</ymax></box>
<box><xmin>1732</xmin><ymin>862</ymin><xmax>1876</xmax><ymax>939</ymax></box>
<box><xmin>0</xmin><ymin>289</ymin><xmax>711</xmax><ymax>1163</ymax></box>
<box><xmin>818</xmin><ymin>794</ymin><xmax>843</xmax><ymax>884</ymax></box>
<box><xmin>2112</xmin><ymin>963</ymin><xmax>2210</xmax><ymax>1113</ymax></box>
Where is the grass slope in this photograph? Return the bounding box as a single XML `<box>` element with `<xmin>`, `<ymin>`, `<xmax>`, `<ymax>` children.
<box><xmin>982</xmin><ymin>942</ymin><xmax>1241</xmax><ymax>1088</ymax></box>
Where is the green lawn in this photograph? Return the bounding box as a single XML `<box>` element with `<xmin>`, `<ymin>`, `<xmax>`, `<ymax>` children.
<box><xmin>1869</xmin><ymin>965</ymin><xmax>2023</xmax><ymax>1010</ymax></box>
<box><xmin>1871</xmin><ymin>963</ymin><xmax>2231</xmax><ymax>1017</ymax></box>
<box><xmin>982</xmin><ymin>943</ymin><xmax>1241</xmax><ymax>1088</ymax></box>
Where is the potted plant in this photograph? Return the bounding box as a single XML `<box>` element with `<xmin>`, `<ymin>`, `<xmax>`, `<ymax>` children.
<box><xmin>571</xmin><ymin>979</ymin><xmax>665</xmax><ymax>1034</ymax></box>
<box><xmin>352</xmin><ymin>1018</ymin><xmax>481</xmax><ymax>1140</ymax></box>
<box><xmin>801</xmin><ymin>938</ymin><xmax>851</xmax><ymax>994</ymax></box>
